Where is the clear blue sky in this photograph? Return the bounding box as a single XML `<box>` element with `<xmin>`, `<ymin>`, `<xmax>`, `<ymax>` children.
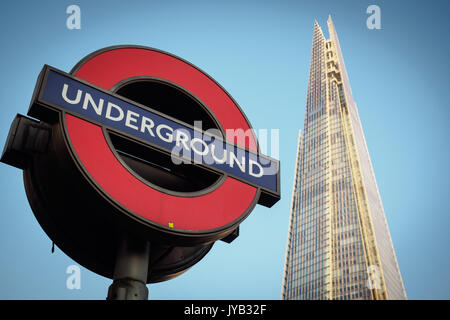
<box><xmin>0</xmin><ymin>0</ymin><xmax>449</xmax><ymax>299</ymax></box>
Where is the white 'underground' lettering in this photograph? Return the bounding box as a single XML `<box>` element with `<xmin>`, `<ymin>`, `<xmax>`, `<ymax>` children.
<box><xmin>61</xmin><ymin>83</ymin><xmax>265</xmax><ymax>179</ymax></box>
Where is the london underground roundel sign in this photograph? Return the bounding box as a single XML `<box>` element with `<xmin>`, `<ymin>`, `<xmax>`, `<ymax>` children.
<box><xmin>1</xmin><ymin>46</ymin><xmax>280</xmax><ymax>282</ymax></box>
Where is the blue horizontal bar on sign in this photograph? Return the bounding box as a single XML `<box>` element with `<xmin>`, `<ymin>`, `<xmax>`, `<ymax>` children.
<box><xmin>30</xmin><ymin>66</ymin><xmax>279</xmax><ymax>195</ymax></box>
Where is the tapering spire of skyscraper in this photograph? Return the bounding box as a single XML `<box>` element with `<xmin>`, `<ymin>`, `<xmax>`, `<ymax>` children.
<box><xmin>281</xmin><ymin>17</ymin><xmax>406</xmax><ymax>300</ymax></box>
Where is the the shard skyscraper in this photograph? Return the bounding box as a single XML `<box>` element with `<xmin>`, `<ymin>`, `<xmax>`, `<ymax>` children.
<box><xmin>281</xmin><ymin>17</ymin><xmax>406</xmax><ymax>300</ymax></box>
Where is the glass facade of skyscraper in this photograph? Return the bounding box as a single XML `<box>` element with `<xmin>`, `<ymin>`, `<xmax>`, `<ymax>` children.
<box><xmin>281</xmin><ymin>17</ymin><xmax>407</xmax><ymax>300</ymax></box>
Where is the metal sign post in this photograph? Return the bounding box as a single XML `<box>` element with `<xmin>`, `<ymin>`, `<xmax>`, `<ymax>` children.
<box><xmin>107</xmin><ymin>236</ymin><xmax>150</xmax><ymax>300</ymax></box>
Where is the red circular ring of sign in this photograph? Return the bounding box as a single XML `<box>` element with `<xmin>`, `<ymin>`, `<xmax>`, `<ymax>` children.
<box><xmin>64</xmin><ymin>46</ymin><xmax>259</xmax><ymax>232</ymax></box>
